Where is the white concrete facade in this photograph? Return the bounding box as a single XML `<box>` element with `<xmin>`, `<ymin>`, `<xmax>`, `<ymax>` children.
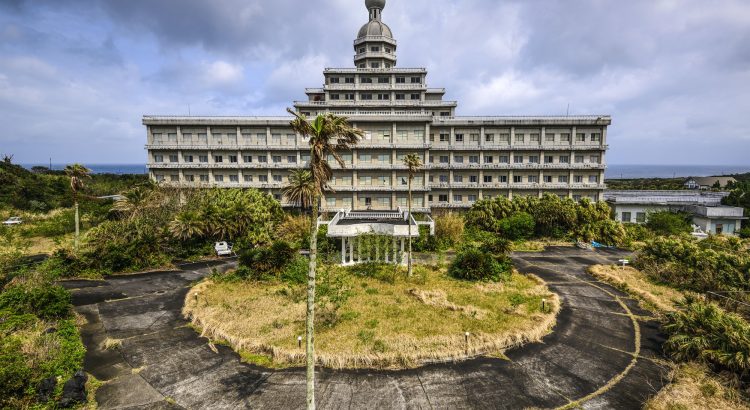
<box><xmin>144</xmin><ymin>0</ymin><xmax>610</xmax><ymax>211</ymax></box>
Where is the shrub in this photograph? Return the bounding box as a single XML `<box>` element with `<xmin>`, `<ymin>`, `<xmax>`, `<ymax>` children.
<box><xmin>574</xmin><ymin>219</ymin><xmax>627</xmax><ymax>246</ymax></box>
<box><xmin>645</xmin><ymin>211</ymin><xmax>692</xmax><ymax>236</ymax></box>
<box><xmin>0</xmin><ymin>282</ymin><xmax>72</xmax><ymax>320</ymax></box>
<box><xmin>448</xmin><ymin>247</ymin><xmax>511</xmax><ymax>282</ymax></box>
<box><xmin>498</xmin><ymin>212</ymin><xmax>535</xmax><ymax>240</ymax></box>
<box><xmin>238</xmin><ymin>241</ymin><xmax>299</xmax><ymax>280</ymax></box>
<box><xmin>480</xmin><ymin>236</ymin><xmax>513</xmax><ymax>256</ymax></box>
<box><xmin>435</xmin><ymin>213</ymin><xmax>464</xmax><ymax>248</ymax></box>
<box><xmin>739</xmin><ymin>227</ymin><xmax>750</xmax><ymax>239</ymax></box>
<box><xmin>664</xmin><ymin>298</ymin><xmax>750</xmax><ymax>375</ymax></box>
<box><xmin>275</xmin><ymin>215</ymin><xmax>310</xmax><ymax>247</ymax></box>
<box><xmin>280</xmin><ymin>256</ymin><xmax>309</xmax><ymax>285</ymax></box>
<box><xmin>0</xmin><ymin>336</ymin><xmax>32</xmax><ymax>402</ymax></box>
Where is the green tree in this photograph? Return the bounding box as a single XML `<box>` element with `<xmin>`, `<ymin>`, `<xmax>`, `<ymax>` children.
<box><xmin>402</xmin><ymin>153</ymin><xmax>422</xmax><ymax>277</ymax></box>
<box><xmin>287</xmin><ymin>108</ymin><xmax>362</xmax><ymax>410</ymax></box>
<box><xmin>64</xmin><ymin>164</ymin><xmax>91</xmax><ymax>252</ymax></box>
<box><xmin>283</xmin><ymin>169</ymin><xmax>316</xmax><ymax>214</ymax></box>
<box><xmin>645</xmin><ymin>210</ymin><xmax>692</xmax><ymax>236</ymax></box>
<box><xmin>499</xmin><ymin>212</ymin><xmax>535</xmax><ymax>240</ymax></box>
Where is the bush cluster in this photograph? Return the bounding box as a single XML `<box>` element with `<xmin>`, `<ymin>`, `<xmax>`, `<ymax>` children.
<box><xmin>237</xmin><ymin>241</ymin><xmax>300</xmax><ymax>281</ymax></box>
<box><xmin>644</xmin><ymin>211</ymin><xmax>692</xmax><ymax>236</ymax></box>
<box><xmin>448</xmin><ymin>247</ymin><xmax>512</xmax><ymax>282</ymax></box>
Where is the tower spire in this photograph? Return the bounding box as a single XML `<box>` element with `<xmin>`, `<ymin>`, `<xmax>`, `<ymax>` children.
<box><xmin>356</xmin><ymin>0</ymin><xmax>396</xmax><ymax>69</ymax></box>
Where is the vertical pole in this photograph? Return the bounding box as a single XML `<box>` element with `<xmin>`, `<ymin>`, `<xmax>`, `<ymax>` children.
<box><xmin>349</xmin><ymin>238</ymin><xmax>354</xmax><ymax>264</ymax></box>
<box><xmin>393</xmin><ymin>238</ymin><xmax>397</xmax><ymax>266</ymax></box>
<box><xmin>358</xmin><ymin>237</ymin><xmax>362</xmax><ymax>264</ymax></box>
<box><xmin>341</xmin><ymin>237</ymin><xmax>346</xmax><ymax>265</ymax></box>
<box><xmin>400</xmin><ymin>239</ymin><xmax>405</xmax><ymax>265</ymax></box>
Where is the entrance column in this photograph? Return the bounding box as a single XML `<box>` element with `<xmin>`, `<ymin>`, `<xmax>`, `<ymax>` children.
<box><xmin>349</xmin><ymin>238</ymin><xmax>354</xmax><ymax>264</ymax></box>
<box><xmin>392</xmin><ymin>238</ymin><xmax>397</xmax><ymax>266</ymax></box>
<box><xmin>358</xmin><ymin>237</ymin><xmax>363</xmax><ymax>263</ymax></box>
<box><xmin>341</xmin><ymin>237</ymin><xmax>346</xmax><ymax>265</ymax></box>
<box><xmin>400</xmin><ymin>238</ymin><xmax>405</xmax><ymax>265</ymax></box>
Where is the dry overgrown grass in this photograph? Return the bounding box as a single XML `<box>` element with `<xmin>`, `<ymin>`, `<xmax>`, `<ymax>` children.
<box><xmin>184</xmin><ymin>266</ymin><xmax>559</xmax><ymax>370</ymax></box>
<box><xmin>101</xmin><ymin>337</ymin><xmax>122</xmax><ymax>350</ymax></box>
<box><xmin>588</xmin><ymin>265</ymin><xmax>688</xmax><ymax>314</ymax></box>
<box><xmin>645</xmin><ymin>363</ymin><xmax>750</xmax><ymax>410</ymax></box>
<box><xmin>512</xmin><ymin>239</ymin><xmax>575</xmax><ymax>252</ymax></box>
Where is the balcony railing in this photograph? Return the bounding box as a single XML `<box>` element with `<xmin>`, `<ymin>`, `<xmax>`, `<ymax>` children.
<box><xmin>324</xmin><ymin>84</ymin><xmax>427</xmax><ymax>91</ymax></box>
<box><xmin>295</xmin><ymin>100</ymin><xmax>457</xmax><ymax>107</ymax></box>
<box><xmin>354</xmin><ymin>51</ymin><xmax>397</xmax><ymax>60</ymax></box>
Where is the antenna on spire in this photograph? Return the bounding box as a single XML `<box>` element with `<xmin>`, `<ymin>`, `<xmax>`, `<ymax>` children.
<box><xmin>566</xmin><ymin>103</ymin><xmax>570</xmax><ymax>116</ymax></box>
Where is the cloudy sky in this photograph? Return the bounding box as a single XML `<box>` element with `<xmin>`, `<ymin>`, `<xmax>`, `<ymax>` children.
<box><xmin>1</xmin><ymin>0</ymin><xmax>749</xmax><ymax>165</ymax></box>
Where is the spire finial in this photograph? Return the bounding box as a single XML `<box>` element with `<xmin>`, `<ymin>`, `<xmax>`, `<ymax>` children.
<box><xmin>366</xmin><ymin>0</ymin><xmax>386</xmax><ymax>20</ymax></box>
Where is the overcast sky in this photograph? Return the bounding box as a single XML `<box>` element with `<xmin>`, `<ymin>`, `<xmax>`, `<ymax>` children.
<box><xmin>1</xmin><ymin>0</ymin><xmax>749</xmax><ymax>165</ymax></box>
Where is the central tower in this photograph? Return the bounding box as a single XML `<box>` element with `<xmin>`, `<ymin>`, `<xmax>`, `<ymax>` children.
<box><xmin>354</xmin><ymin>0</ymin><xmax>397</xmax><ymax>69</ymax></box>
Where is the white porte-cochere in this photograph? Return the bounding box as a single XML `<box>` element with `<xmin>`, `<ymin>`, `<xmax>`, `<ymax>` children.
<box><xmin>319</xmin><ymin>208</ymin><xmax>434</xmax><ymax>265</ymax></box>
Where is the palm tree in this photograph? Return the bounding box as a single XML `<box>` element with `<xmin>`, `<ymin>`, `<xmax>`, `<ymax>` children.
<box><xmin>283</xmin><ymin>169</ymin><xmax>316</xmax><ymax>214</ymax></box>
<box><xmin>169</xmin><ymin>210</ymin><xmax>205</xmax><ymax>241</ymax></box>
<box><xmin>112</xmin><ymin>185</ymin><xmax>155</xmax><ymax>221</ymax></box>
<box><xmin>403</xmin><ymin>154</ymin><xmax>422</xmax><ymax>277</ymax></box>
<box><xmin>287</xmin><ymin>108</ymin><xmax>362</xmax><ymax>410</ymax></box>
<box><xmin>65</xmin><ymin>164</ymin><xmax>91</xmax><ymax>252</ymax></box>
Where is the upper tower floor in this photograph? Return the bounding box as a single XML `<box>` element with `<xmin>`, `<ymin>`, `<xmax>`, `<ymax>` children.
<box><xmin>354</xmin><ymin>0</ymin><xmax>397</xmax><ymax>69</ymax></box>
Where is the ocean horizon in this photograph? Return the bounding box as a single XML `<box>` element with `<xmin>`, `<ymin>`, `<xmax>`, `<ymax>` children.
<box><xmin>20</xmin><ymin>163</ymin><xmax>750</xmax><ymax>179</ymax></box>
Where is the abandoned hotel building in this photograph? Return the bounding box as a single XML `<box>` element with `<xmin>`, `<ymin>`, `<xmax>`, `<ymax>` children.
<box><xmin>145</xmin><ymin>0</ymin><xmax>610</xmax><ymax>212</ymax></box>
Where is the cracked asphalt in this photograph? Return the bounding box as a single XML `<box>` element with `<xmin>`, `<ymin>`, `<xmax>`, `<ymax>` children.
<box><xmin>63</xmin><ymin>248</ymin><xmax>670</xmax><ymax>409</ymax></box>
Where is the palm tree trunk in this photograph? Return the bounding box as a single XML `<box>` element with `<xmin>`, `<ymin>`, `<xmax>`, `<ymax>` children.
<box><xmin>407</xmin><ymin>178</ymin><xmax>412</xmax><ymax>277</ymax></box>
<box><xmin>74</xmin><ymin>200</ymin><xmax>80</xmax><ymax>253</ymax></box>
<box><xmin>306</xmin><ymin>193</ymin><xmax>318</xmax><ymax>410</ymax></box>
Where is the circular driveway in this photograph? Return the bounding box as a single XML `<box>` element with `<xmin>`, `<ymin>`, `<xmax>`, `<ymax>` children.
<box><xmin>64</xmin><ymin>248</ymin><xmax>669</xmax><ymax>409</ymax></box>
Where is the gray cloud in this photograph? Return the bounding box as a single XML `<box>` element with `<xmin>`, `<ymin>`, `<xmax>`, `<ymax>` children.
<box><xmin>0</xmin><ymin>0</ymin><xmax>749</xmax><ymax>165</ymax></box>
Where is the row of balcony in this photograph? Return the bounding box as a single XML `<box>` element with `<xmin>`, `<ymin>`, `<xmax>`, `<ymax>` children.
<box><xmin>148</xmin><ymin>162</ymin><xmax>606</xmax><ymax>170</ymax></box>
<box><xmin>318</xmin><ymin>84</ymin><xmax>432</xmax><ymax>91</ymax></box>
<box><xmin>154</xmin><ymin>181</ymin><xmax>605</xmax><ymax>191</ymax></box>
<box><xmin>295</xmin><ymin>100</ymin><xmax>457</xmax><ymax>107</ymax></box>
<box><xmin>145</xmin><ymin>143</ymin><xmax>607</xmax><ymax>151</ymax></box>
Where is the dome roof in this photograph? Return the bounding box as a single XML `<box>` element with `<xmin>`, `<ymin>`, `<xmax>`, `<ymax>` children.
<box><xmin>365</xmin><ymin>0</ymin><xmax>386</xmax><ymax>10</ymax></box>
<box><xmin>358</xmin><ymin>20</ymin><xmax>393</xmax><ymax>38</ymax></box>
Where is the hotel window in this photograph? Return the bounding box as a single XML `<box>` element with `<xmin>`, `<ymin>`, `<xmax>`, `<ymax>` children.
<box><xmin>214</xmin><ymin>175</ymin><xmax>224</xmax><ymax>182</ymax></box>
<box><xmin>499</xmin><ymin>133</ymin><xmax>510</xmax><ymax>144</ymax></box>
<box><xmin>410</xmin><ymin>93</ymin><xmax>420</xmax><ymax>100</ymax></box>
<box><xmin>484</xmin><ymin>175</ymin><xmax>493</xmax><ymax>183</ymax></box>
<box><xmin>371</xmin><ymin>46</ymin><xmax>380</xmax><ymax>52</ymax></box>
<box><xmin>378</xmin><ymin>154</ymin><xmax>390</xmax><ymax>164</ymax></box>
<box><xmin>590</xmin><ymin>155</ymin><xmax>600</xmax><ymax>164</ymax></box>
<box><xmin>370</xmin><ymin>62</ymin><xmax>380</xmax><ymax>68</ymax></box>
<box><xmin>273</xmin><ymin>175</ymin><xmax>283</xmax><ymax>183</ymax></box>
<box><xmin>214</xmin><ymin>155</ymin><xmax>223</xmax><ymax>163</ymax></box>
<box><xmin>410</xmin><ymin>77</ymin><xmax>421</xmax><ymax>84</ymax></box>
<box><xmin>361</xmin><ymin>93</ymin><xmax>373</xmax><ymax>100</ymax></box>
<box><xmin>469</xmin><ymin>155</ymin><xmax>479</xmax><ymax>164</ymax></box>
<box><xmin>272</xmin><ymin>156</ymin><xmax>282</xmax><ymax>163</ymax></box>
<box><xmin>397</xmin><ymin>131</ymin><xmax>408</xmax><ymax>141</ymax></box>
<box><xmin>439</xmin><ymin>155</ymin><xmax>449</xmax><ymax>164</ymax></box>
<box><xmin>573</xmin><ymin>195</ymin><xmax>582</xmax><ymax>201</ymax></box>
<box><xmin>154</xmin><ymin>155</ymin><xmax>164</xmax><ymax>163</ymax></box>
<box><xmin>621</xmin><ymin>212</ymin><xmax>631</xmax><ymax>223</ymax></box>
<box><xmin>395</xmin><ymin>93</ymin><xmax>405</xmax><ymax>100</ymax></box>
<box><xmin>358</xmin><ymin>47</ymin><xmax>365</xmax><ymax>53</ymax></box>
<box><xmin>185</xmin><ymin>175</ymin><xmax>195</xmax><ymax>182</ymax></box>
<box><xmin>377</xmin><ymin>176</ymin><xmax>388</xmax><ymax>185</ymax></box>
<box><xmin>529</xmin><ymin>156</ymin><xmax>539</xmax><ymax>164</ymax></box>
<box><xmin>359</xmin><ymin>176</ymin><xmax>372</xmax><ymax>185</ymax></box>
<box><xmin>400</xmin><ymin>177</ymin><xmax>408</xmax><ymax>186</ymax></box>
<box><xmin>454</xmin><ymin>175</ymin><xmax>463</xmax><ymax>183</ymax></box>
<box><xmin>575</xmin><ymin>155</ymin><xmax>584</xmax><ymax>163</ymax></box>
<box><xmin>155</xmin><ymin>174</ymin><xmax>165</xmax><ymax>182</ymax></box>
<box><xmin>213</xmin><ymin>133</ymin><xmax>223</xmax><ymax>144</ymax></box>
<box><xmin>439</xmin><ymin>133</ymin><xmax>449</xmax><ymax>142</ymax></box>
<box><xmin>561</xmin><ymin>133</ymin><xmax>571</xmax><ymax>142</ymax></box>
<box><xmin>499</xmin><ymin>156</ymin><xmax>509</xmax><ymax>164</ymax></box>
<box><xmin>514</xmin><ymin>155</ymin><xmax>523</xmax><ymax>164</ymax></box>
<box><xmin>439</xmin><ymin>175</ymin><xmax>449</xmax><ymax>183</ymax></box>
<box><xmin>170</xmin><ymin>174</ymin><xmax>179</xmax><ymax>182</ymax></box>
<box><xmin>469</xmin><ymin>175</ymin><xmax>478</xmax><ymax>183</ymax></box>
<box><xmin>229</xmin><ymin>155</ymin><xmax>238</xmax><ymax>163</ymax></box>
<box><xmin>259</xmin><ymin>175</ymin><xmax>268</xmax><ymax>182</ymax></box>
<box><xmin>330</xmin><ymin>94</ymin><xmax>340</xmax><ymax>100</ymax></box>
<box><xmin>152</xmin><ymin>133</ymin><xmax>163</xmax><ymax>143</ymax></box>
<box><xmin>485</xmin><ymin>155</ymin><xmax>494</xmax><ymax>164</ymax></box>
<box><xmin>345</xmin><ymin>77</ymin><xmax>355</xmax><ymax>84</ymax></box>
<box><xmin>591</xmin><ymin>133</ymin><xmax>601</xmax><ymax>142</ymax></box>
<box><xmin>199</xmin><ymin>174</ymin><xmax>209</xmax><ymax>182</ymax></box>
<box><xmin>513</xmin><ymin>176</ymin><xmax>522</xmax><ymax>183</ymax></box>
<box><xmin>440</xmin><ymin>112</ymin><xmax>450</xmax><ymax>116</ymax></box>
<box><xmin>544</xmin><ymin>176</ymin><xmax>553</xmax><ymax>183</ymax></box>
<box><xmin>545</xmin><ymin>133</ymin><xmax>555</xmax><ymax>142</ymax></box>
<box><xmin>271</xmin><ymin>134</ymin><xmax>281</xmax><ymax>145</ymax></box>
<box><xmin>439</xmin><ymin>194</ymin><xmax>448</xmax><ymax>202</ymax></box>
<box><xmin>453</xmin><ymin>195</ymin><xmax>463</xmax><ymax>202</ymax></box>
<box><xmin>378</xmin><ymin>93</ymin><xmax>389</xmax><ymax>100</ymax></box>
<box><xmin>359</xmin><ymin>153</ymin><xmax>371</xmax><ymax>162</ymax></box>
<box><xmin>499</xmin><ymin>176</ymin><xmax>508</xmax><ymax>183</ymax></box>
<box><xmin>470</xmin><ymin>133</ymin><xmax>479</xmax><ymax>142</ymax></box>
<box><xmin>258</xmin><ymin>155</ymin><xmax>268</xmax><ymax>163</ymax></box>
<box><xmin>327</xmin><ymin>197</ymin><xmax>336</xmax><ymax>207</ymax></box>
<box><xmin>636</xmin><ymin>212</ymin><xmax>647</xmax><ymax>223</ymax></box>
<box><xmin>576</xmin><ymin>133</ymin><xmax>586</xmax><ymax>142</ymax></box>
<box><xmin>455</xmin><ymin>134</ymin><xmax>464</xmax><ymax>142</ymax></box>
<box><xmin>530</xmin><ymin>134</ymin><xmax>540</xmax><ymax>143</ymax></box>
<box><xmin>574</xmin><ymin>175</ymin><xmax>583</xmax><ymax>183</ymax></box>
<box><xmin>589</xmin><ymin>175</ymin><xmax>599</xmax><ymax>183</ymax></box>
<box><xmin>169</xmin><ymin>154</ymin><xmax>178</xmax><ymax>162</ymax></box>
<box><xmin>199</xmin><ymin>155</ymin><xmax>208</xmax><ymax>163</ymax></box>
<box><xmin>558</xmin><ymin>176</ymin><xmax>569</xmax><ymax>183</ymax></box>
<box><xmin>485</xmin><ymin>134</ymin><xmax>495</xmax><ymax>143</ymax></box>
<box><xmin>301</xmin><ymin>154</ymin><xmax>310</xmax><ymax>163</ymax></box>
<box><xmin>229</xmin><ymin>175</ymin><xmax>239</xmax><ymax>183</ymax></box>
<box><xmin>227</xmin><ymin>133</ymin><xmax>237</xmax><ymax>144</ymax></box>
<box><xmin>468</xmin><ymin>195</ymin><xmax>477</xmax><ymax>203</ymax></box>
<box><xmin>528</xmin><ymin>175</ymin><xmax>538</xmax><ymax>183</ymax></box>
<box><xmin>396</xmin><ymin>77</ymin><xmax>405</xmax><ymax>83</ymax></box>
<box><xmin>243</xmin><ymin>155</ymin><xmax>252</xmax><ymax>163</ymax></box>
<box><xmin>378</xmin><ymin>77</ymin><xmax>389</xmax><ymax>83</ymax></box>
<box><xmin>182</xmin><ymin>133</ymin><xmax>193</xmax><ymax>143</ymax></box>
<box><xmin>361</xmin><ymin>77</ymin><xmax>373</xmax><ymax>84</ymax></box>
<box><xmin>560</xmin><ymin>156</ymin><xmax>570</xmax><ymax>164</ymax></box>
<box><xmin>256</xmin><ymin>133</ymin><xmax>266</xmax><ymax>145</ymax></box>
<box><xmin>168</xmin><ymin>133</ymin><xmax>177</xmax><ymax>143</ymax></box>
<box><xmin>454</xmin><ymin>155</ymin><xmax>464</xmax><ymax>163</ymax></box>
<box><xmin>287</xmin><ymin>155</ymin><xmax>297</xmax><ymax>164</ymax></box>
<box><xmin>544</xmin><ymin>155</ymin><xmax>554</xmax><ymax>164</ymax></box>
<box><xmin>244</xmin><ymin>175</ymin><xmax>253</xmax><ymax>182</ymax></box>
<box><xmin>515</xmin><ymin>134</ymin><xmax>525</xmax><ymax>143</ymax></box>
<box><xmin>378</xmin><ymin>197</ymin><xmax>389</xmax><ymax>207</ymax></box>
<box><xmin>330</xmin><ymin>77</ymin><xmax>340</xmax><ymax>84</ymax></box>
<box><xmin>198</xmin><ymin>133</ymin><xmax>208</xmax><ymax>144</ymax></box>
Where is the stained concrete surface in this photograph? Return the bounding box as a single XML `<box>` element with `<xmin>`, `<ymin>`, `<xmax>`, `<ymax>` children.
<box><xmin>66</xmin><ymin>249</ymin><xmax>670</xmax><ymax>409</ymax></box>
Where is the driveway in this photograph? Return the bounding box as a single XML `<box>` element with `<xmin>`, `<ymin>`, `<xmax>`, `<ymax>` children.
<box><xmin>64</xmin><ymin>248</ymin><xmax>669</xmax><ymax>409</ymax></box>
